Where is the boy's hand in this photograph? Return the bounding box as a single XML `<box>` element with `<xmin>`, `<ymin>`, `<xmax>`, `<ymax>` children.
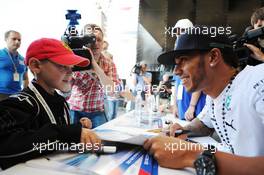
<box><xmin>80</xmin><ymin>128</ymin><xmax>101</xmax><ymax>151</ymax></box>
<box><xmin>80</xmin><ymin>117</ymin><xmax>92</xmax><ymax>129</ymax></box>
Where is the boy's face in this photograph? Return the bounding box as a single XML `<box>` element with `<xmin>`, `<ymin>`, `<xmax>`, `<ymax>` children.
<box><xmin>33</xmin><ymin>59</ymin><xmax>73</xmax><ymax>93</ymax></box>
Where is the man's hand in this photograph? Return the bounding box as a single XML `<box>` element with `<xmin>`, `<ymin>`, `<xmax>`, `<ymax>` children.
<box><xmin>143</xmin><ymin>136</ymin><xmax>202</xmax><ymax>169</ymax></box>
<box><xmin>169</xmin><ymin>123</ymin><xmax>184</xmax><ymax>136</ymax></box>
<box><xmin>185</xmin><ymin>106</ymin><xmax>195</xmax><ymax>121</ymax></box>
<box><xmin>244</xmin><ymin>43</ymin><xmax>264</xmax><ymax>62</ymax></box>
<box><xmin>80</xmin><ymin>117</ymin><xmax>92</xmax><ymax>129</ymax></box>
<box><xmin>84</xmin><ymin>47</ymin><xmax>101</xmax><ymax>69</ymax></box>
<box><xmin>80</xmin><ymin>128</ymin><xmax>101</xmax><ymax>151</ymax></box>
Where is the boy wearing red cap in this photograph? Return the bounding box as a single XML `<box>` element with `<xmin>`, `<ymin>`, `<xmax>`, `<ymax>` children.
<box><xmin>0</xmin><ymin>38</ymin><xmax>101</xmax><ymax>169</ymax></box>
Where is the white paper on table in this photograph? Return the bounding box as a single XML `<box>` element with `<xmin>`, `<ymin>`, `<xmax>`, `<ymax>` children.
<box><xmin>94</xmin><ymin>127</ymin><xmax>158</xmax><ymax>145</ymax></box>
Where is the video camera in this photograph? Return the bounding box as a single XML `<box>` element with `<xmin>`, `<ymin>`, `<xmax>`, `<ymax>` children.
<box><xmin>231</xmin><ymin>26</ymin><xmax>264</xmax><ymax>66</ymax></box>
<box><xmin>132</xmin><ymin>63</ymin><xmax>142</xmax><ymax>75</ymax></box>
<box><xmin>61</xmin><ymin>10</ymin><xmax>96</xmax><ymax>71</ymax></box>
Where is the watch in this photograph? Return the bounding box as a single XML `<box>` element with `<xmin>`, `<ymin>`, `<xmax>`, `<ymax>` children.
<box><xmin>194</xmin><ymin>145</ymin><xmax>217</xmax><ymax>175</ymax></box>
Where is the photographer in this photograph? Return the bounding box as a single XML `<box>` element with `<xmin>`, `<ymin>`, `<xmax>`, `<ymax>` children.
<box><xmin>67</xmin><ymin>24</ymin><xmax>120</xmax><ymax>128</ymax></box>
<box><xmin>131</xmin><ymin>61</ymin><xmax>152</xmax><ymax>101</ymax></box>
<box><xmin>244</xmin><ymin>7</ymin><xmax>264</xmax><ymax>63</ymax></box>
<box><xmin>157</xmin><ymin>73</ymin><xmax>172</xmax><ymax>112</ymax></box>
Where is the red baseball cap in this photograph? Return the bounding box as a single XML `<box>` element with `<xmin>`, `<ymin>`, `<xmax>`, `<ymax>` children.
<box><xmin>25</xmin><ymin>38</ymin><xmax>90</xmax><ymax>67</ymax></box>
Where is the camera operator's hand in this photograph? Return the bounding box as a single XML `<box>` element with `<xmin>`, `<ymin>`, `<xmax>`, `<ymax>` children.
<box><xmin>244</xmin><ymin>43</ymin><xmax>264</xmax><ymax>62</ymax></box>
<box><xmin>83</xmin><ymin>47</ymin><xmax>97</xmax><ymax>67</ymax></box>
<box><xmin>84</xmin><ymin>47</ymin><xmax>104</xmax><ymax>72</ymax></box>
<box><xmin>84</xmin><ymin>47</ymin><xmax>116</xmax><ymax>94</ymax></box>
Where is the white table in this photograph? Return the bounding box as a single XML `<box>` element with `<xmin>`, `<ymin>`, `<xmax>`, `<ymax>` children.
<box><xmin>2</xmin><ymin>112</ymin><xmax>217</xmax><ymax>175</ymax></box>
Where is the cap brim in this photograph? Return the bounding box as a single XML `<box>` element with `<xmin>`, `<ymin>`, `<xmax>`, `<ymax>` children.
<box><xmin>49</xmin><ymin>53</ymin><xmax>90</xmax><ymax>67</ymax></box>
<box><xmin>157</xmin><ymin>50</ymin><xmax>193</xmax><ymax>65</ymax></box>
<box><xmin>157</xmin><ymin>51</ymin><xmax>176</xmax><ymax>65</ymax></box>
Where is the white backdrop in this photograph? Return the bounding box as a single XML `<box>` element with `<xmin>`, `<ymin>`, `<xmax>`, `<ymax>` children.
<box><xmin>0</xmin><ymin>0</ymin><xmax>139</xmax><ymax>80</ymax></box>
<box><xmin>0</xmin><ymin>0</ymin><xmax>101</xmax><ymax>56</ymax></box>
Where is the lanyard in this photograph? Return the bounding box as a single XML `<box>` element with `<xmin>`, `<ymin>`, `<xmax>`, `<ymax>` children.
<box><xmin>108</xmin><ymin>147</ymin><xmax>145</xmax><ymax>175</ymax></box>
<box><xmin>138</xmin><ymin>153</ymin><xmax>159</xmax><ymax>175</ymax></box>
<box><xmin>28</xmin><ymin>82</ymin><xmax>69</xmax><ymax>125</ymax></box>
<box><xmin>152</xmin><ymin>159</ymin><xmax>158</xmax><ymax>175</ymax></box>
<box><xmin>5</xmin><ymin>48</ymin><xmax>18</xmax><ymax>73</ymax></box>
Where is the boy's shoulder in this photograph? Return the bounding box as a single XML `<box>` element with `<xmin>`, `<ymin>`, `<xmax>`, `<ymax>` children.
<box><xmin>2</xmin><ymin>88</ymin><xmax>40</xmax><ymax>116</ymax></box>
<box><xmin>10</xmin><ymin>91</ymin><xmax>37</xmax><ymax>105</ymax></box>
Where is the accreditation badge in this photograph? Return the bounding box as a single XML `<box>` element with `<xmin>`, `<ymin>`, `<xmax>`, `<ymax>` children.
<box><xmin>13</xmin><ymin>72</ymin><xmax>19</xmax><ymax>81</ymax></box>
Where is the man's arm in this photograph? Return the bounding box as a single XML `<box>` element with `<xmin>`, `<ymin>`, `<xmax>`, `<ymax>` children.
<box><xmin>92</xmin><ymin>51</ymin><xmax>126</xmax><ymax>98</ymax></box>
<box><xmin>170</xmin><ymin>98</ymin><xmax>213</xmax><ymax>136</ymax></box>
<box><xmin>92</xmin><ymin>59</ymin><xmax>114</xmax><ymax>90</ymax></box>
<box><xmin>144</xmin><ymin>136</ymin><xmax>264</xmax><ymax>175</ymax></box>
<box><xmin>184</xmin><ymin>118</ymin><xmax>214</xmax><ymax>135</ymax></box>
<box><xmin>190</xmin><ymin>148</ymin><xmax>264</xmax><ymax>175</ymax></box>
<box><xmin>215</xmin><ymin>152</ymin><xmax>264</xmax><ymax>175</ymax></box>
<box><xmin>170</xmin><ymin>118</ymin><xmax>214</xmax><ymax>136</ymax></box>
<box><xmin>184</xmin><ymin>91</ymin><xmax>202</xmax><ymax>121</ymax></box>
